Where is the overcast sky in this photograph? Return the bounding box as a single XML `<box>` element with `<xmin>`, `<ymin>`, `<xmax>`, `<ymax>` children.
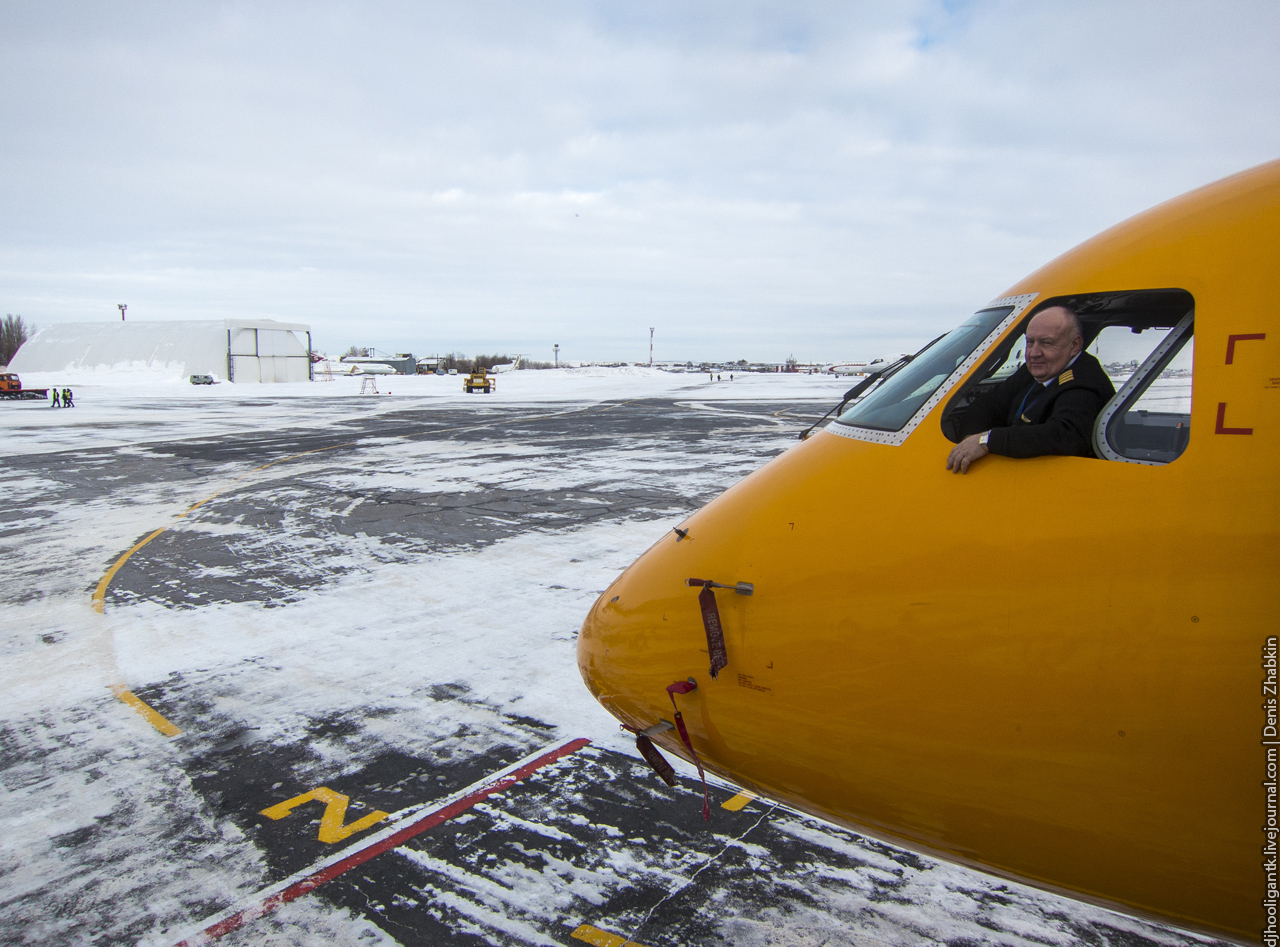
<box><xmin>2</xmin><ymin>1</ymin><xmax>1277</xmax><ymax>363</ymax></box>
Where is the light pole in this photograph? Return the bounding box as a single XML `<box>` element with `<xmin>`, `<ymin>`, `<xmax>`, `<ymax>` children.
<box><xmin>118</xmin><ymin>303</ymin><xmax>127</xmax><ymax>322</ymax></box>
<box><xmin>649</xmin><ymin>327</ymin><xmax>654</xmax><ymax>367</ymax></box>
<box><xmin>554</xmin><ymin>343</ymin><xmax>560</xmax><ymax>368</ymax></box>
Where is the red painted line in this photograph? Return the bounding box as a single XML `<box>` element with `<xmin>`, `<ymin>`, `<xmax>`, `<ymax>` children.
<box><xmin>1225</xmin><ymin>332</ymin><xmax>1265</xmax><ymax>364</ymax></box>
<box><xmin>173</xmin><ymin>737</ymin><xmax>591</xmax><ymax>946</ymax></box>
<box><xmin>1215</xmin><ymin>402</ymin><xmax>1253</xmax><ymax>435</ymax></box>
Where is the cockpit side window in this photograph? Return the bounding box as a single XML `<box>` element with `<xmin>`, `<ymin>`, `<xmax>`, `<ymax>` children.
<box><xmin>1094</xmin><ymin>312</ymin><xmax>1193</xmax><ymax>464</ymax></box>
<box><xmin>940</xmin><ymin>288</ymin><xmax>1195</xmax><ymax>466</ymax></box>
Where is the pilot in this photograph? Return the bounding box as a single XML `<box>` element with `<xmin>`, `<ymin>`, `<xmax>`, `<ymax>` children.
<box><xmin>946</xmin><ymin>305</ymin><xmax>1115</xmax><ymax>474</ymax></box>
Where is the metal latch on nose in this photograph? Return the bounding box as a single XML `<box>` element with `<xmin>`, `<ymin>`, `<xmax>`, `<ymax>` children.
<box><xmin>685</xmin><ymin>578</ymin><xmax>754</xmax><ymax>595</ymax></box>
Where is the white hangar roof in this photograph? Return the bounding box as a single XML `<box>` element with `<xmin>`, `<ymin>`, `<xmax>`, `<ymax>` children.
<box><xmin>9</xmin><ymin>319</ymin><xmax>313</xmax><ymax>383</ymax></box>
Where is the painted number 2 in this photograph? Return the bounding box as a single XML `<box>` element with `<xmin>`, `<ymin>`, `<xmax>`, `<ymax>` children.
<box><xmin>260</xmin><ymin>787</ymin><xmax>390</xmax><ymax>843</ymax></box>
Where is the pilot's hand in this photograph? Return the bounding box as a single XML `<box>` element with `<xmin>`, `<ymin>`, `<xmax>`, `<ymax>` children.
<box><xmin>946</xmin><ymin>434</ymin><xmax>989</xmax><ymax>474</ymax></box>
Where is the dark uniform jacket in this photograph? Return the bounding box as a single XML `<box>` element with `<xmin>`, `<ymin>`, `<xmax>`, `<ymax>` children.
<box><xmin>959</xmin><ymin>352</ymin><xmax>1116</xmax><ymax>458</ymax></box>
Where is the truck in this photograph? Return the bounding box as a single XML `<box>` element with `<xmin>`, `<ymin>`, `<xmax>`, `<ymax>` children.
<box><xmin>0</xmin><ymin>372</ymin><xmax>49</xmax><ymax>401</ymax></box>
<box><xmin>463</xmin><ymin>369</ymin><xmax>494</xmax><ymax>394</ymax></box>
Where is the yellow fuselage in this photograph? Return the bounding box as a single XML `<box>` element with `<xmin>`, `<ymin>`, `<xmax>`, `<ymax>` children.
<box><xmin>577</xmin><ymin>160</ymin><xmax>1280</xmax><ymax>942</ymax></box>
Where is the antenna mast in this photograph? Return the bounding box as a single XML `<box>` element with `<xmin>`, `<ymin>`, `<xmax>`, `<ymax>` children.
<box><xmin>649</xmin><ymin>327</ymin><xmax>654</xmax><ymax>367</ymax></box>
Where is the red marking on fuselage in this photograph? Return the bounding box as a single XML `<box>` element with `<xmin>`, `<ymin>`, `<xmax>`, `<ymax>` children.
<box><xmin>1225</xmin><ymin>333</ymin><xmax>1266</xmax><ymax>364</ymax></box>
<box><xmin>172</xmin><ymin>737</ymin><xmax>591</xmax><ymax>946</ymax></box>
<box><xmin>1215</xmin><ymin>402</ymin><xmax>1253</xmax><ymax>435</ymax></box>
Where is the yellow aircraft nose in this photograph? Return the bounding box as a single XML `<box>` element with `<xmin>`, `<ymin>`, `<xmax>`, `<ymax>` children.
<box><xmin>576</xmin><ymin>434</ymin><xmax>839</xmax><ymax>787</ymax></box>
<box><xmin>577</xmin><ymin>161</ymin><xmax>1280</xmax><ymax>942</ymax></box>
<box><xmin>579</xmin><ymin>399</ymin><xmax>1261</xmax><ymax>941</ymax></box>
<box><xmin>576</xmin><ymin>531</ymin><xmax>716</xmax><ymax>738</ymax></box>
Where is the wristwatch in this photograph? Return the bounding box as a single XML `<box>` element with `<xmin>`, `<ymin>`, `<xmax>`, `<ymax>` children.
<box><xmin>978</xmin><ymin>431</ymin><xmax>990</xmax><ymax>448</ymax></box>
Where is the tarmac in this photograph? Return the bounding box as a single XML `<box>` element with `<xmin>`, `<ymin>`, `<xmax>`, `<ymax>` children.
<box><xmin>0</xmin><ymin>394</ymin><xmax>1227</xmax><ymax>947</ymax></box>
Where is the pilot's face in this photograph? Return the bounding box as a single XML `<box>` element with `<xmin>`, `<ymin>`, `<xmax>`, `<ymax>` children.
<box><xmin>1024</xmin><ymin>308</ymin><xmax>1083</xmax><ymax>383</ymax></box>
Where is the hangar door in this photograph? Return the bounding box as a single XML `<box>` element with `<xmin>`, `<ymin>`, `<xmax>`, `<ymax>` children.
<box><xmin>229</xmin><ymin>328</ymin><xmax>310</xmax><ymax>383</ymax></box>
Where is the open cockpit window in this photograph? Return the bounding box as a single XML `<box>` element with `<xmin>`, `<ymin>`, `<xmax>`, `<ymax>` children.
<box><xmin>1094</xmin><ymin>312</ymin><xmax>1193</xmax><ymax>464</ymax></box>
<box><xmin>940</xmin><ymin>288</ymin><xmax>1194</xmax><ymax>465</ymax></box>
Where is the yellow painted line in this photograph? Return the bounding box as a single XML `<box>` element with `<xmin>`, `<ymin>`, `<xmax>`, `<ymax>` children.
<box><xmin>721</xmin><ymin>790</ymin><xmax>757</xmax><ymax>811</ymax></box>
<box><xmin>90</xmin><ymin>401</ymin><xmax>611</xmax><ymax>614</ymax></box>
<box><xmin>570</xmin><ymin>924</ymin><xmax>650</xmax><ymax>947</ymax></box>
<box><xmin>111</xmin><ymin>684</ymin><xmax>182</xmax><ymax>736</ymax></box>
<box><xmin>92</xmin><ymin>527</ymin><xmax>169</xmax><ymax>613</ymax></box>
<box><xmin>92</xmin><ymin>442</ymin><xmax>357</xmax><ymax>614</ymax></box>
<box><xmin>92</xmin><ymin>402</ymin><xmax>622</xmax><ymax>734</ymax></box>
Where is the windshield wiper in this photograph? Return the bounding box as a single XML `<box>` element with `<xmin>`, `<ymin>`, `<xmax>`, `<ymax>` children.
<box><xmin>797</xmin><ymin>357</ymin><xmax>908</xmax><ymax>440</ymax></box>
<box><xmin>796</xmin><ymin>333</ymin><xmax>946</xmax><ymax>441</ymax></box>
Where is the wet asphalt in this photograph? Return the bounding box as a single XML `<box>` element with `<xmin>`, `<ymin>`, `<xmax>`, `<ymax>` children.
<box><xmin>0</xmin><ymin>396</ymin><xmax>1230</xmax><ymax>947</ymax></box>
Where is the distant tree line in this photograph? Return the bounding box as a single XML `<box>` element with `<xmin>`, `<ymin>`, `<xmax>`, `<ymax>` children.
<box><xmin>338</xmin><ymin>346</ymin><xmax>557</xmax><ymax>372</ymax></box>
<box><xmin>442</xmin><ymin>353</ymin><xmax>554</xmax><ymax>372</ymax></box>
<box><xmin>1</xmin><ymin>314</ymin><xmax>32</xmax><ymax>366</ymax></box>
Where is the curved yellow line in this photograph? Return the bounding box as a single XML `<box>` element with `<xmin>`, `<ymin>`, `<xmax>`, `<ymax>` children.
<box><xmin>92</xmin><ymin>442</ymin><xmax>357</xmax><ymax>614</ymax></box>
<box><xmin>89</xmin><ymin>401</ymin><xmax>622</xmax><ymax>732</ymax></box>
<box><xmin>90</xmin><ymin>400</ymin><xmax>646</xmax><ymax>612</ymax></box>
<box><xmin>92</xmin><ymin>527</ymin><xmax>170</xmax><ymax>613</ymax></box>
<box><xmin>92</xmin><ymin>399</ymin><xmax>612</xmax><ymax>615</ymax></box>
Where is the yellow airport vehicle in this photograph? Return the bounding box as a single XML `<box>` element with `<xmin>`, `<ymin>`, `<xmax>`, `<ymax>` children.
<box><xmin>577</xmin><ymin>159</ymin><xmax>1280</xmax><ymax>943</ymax></box>
<box><xmin>464</xmin><ymin>369</ymin><xmax>494</xmax><ymax>394</ymax></box>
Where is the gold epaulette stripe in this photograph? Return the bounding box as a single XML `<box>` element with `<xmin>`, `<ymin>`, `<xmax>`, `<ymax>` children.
<box><xmin>1020</xmin><ymin>414</ymin><xmax>1031</xmax><ymax>422</ymax></box>
<box><xmin>1058</xmin><ymin>369</ymin><xmax>1074</xmax><ymax>384</ymax></box>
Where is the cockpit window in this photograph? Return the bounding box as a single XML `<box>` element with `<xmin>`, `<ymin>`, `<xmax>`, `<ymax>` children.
<box><xmin>1095</xmin><ymin>312</ymin><xmax>1194</xmax><ymax>464</ymax></box>
<box><xmin>939</xmin><ymin>288</ymin><xmax>1195</xmax><ymax>465</ymax></box>
<box><xmin>834</xmin><ymin>306</ymin><xmax>1014</xmax><ymax>432</ymax></box>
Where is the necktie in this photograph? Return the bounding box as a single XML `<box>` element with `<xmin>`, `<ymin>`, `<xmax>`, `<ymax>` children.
<box><xmin>1016</xmin><ymin>382</ymin><xmax>1047</xmax><ymax>422</ymax></box>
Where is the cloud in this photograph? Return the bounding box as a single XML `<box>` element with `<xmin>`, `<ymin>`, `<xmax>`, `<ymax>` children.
<box><xmin>1</xmin><ymin>0</ymin><xmax>1277</xmax><ymax>361</ymax></box>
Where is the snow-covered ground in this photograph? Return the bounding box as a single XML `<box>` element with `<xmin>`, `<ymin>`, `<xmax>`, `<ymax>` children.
<box><xmin>0</xmin><ymin>371</ymin><xmax>1223</xmax><ymax>947</ymax></box>
<box><xmin>0</xmin><ymin>368</ymin><xmax>847</xmax><ymax>455</ymax></box>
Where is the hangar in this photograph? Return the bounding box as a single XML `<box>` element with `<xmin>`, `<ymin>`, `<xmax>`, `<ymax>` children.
<box><xmin>9</xmin><ymin>319</ymin><xmax>313</xmax><ymax>383</ymax></box>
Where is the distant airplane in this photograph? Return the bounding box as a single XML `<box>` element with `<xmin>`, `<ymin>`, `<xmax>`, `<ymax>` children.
<box><xmin>343</xmin><ymin>362</ymin><xmax>396</xmax><ymax>375</ymax></box>
<box><xmin>489</xmin><ymin>362</ymin><xmax>517</xmax><ymax>373</ymax></box>
<box><xmin>825</xmin><ymin>357</ymin><xmax>904</xmax><ymax>376</ymax></box>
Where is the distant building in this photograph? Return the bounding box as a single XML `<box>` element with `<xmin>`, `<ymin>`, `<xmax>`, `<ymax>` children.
<box><xmin>9</xmin><ymin>319</ymin><xmax>313</xmax><ymax>383</ymax></box>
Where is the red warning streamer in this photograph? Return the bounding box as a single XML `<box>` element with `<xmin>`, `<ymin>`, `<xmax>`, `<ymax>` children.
<box><xmin>667</xmin><ymin>680</ymin><xmax>711</xmax><ymax>822</ymax></box>
<box><xmin>686</xmin><ymin>580</ymin><xmax>728</xmax><ymax>679</ymax></box>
